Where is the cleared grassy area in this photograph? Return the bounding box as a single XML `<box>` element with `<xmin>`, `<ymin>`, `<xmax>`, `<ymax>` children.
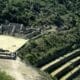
<box><xmin>60</xmin><ymin>65</ymin><xmax>80</xmax><ymax>80</ymax></box>
<box><xmin>0</xmin><ymin>35</ymin><xmax>28</xmax><ymax>53</ymax></box>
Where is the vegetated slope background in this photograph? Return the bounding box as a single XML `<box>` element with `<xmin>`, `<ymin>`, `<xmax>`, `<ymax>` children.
<box><xmin>0</xmin><ymin>0</ymin><xmax>80</xmax><ymax>80</ymax></box>
<box><xmin>0</xmin><ymin>0</ymin><xmax>80</xmax><ymax>26</ymax></box>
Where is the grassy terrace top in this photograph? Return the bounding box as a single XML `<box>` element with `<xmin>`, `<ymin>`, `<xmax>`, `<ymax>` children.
<box><xmin>0</xmin><ymin>35</ymin><xmax>28</xmax><ymax>53</ymax></box>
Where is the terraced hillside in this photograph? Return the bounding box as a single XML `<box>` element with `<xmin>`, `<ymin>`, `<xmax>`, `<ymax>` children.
<box><xmin>0</xmin><ymin>0</ymin><xmax>80</xmax><ymax>80</ymax></box>
<box><xmin>0</xmin><ymin>23</ymin><xmax>55</xmax><ymax>39</ymax></box>
<box><xmin>18</xmin><ymin>26</ymin><xmax>80</xmax><ymax>80</ymax></box>
<box><xmin>40</xmin><ymin>49</ymin><xmax>80</xmax><ymax>80</ymax></box>
<box><xmin>0</xmin><ymin>27</ymin><xmax>79</xmax><ymax>80</ymax></box>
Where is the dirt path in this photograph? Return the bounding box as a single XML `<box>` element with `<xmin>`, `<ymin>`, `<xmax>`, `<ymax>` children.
<box><xmin>9</xmin><ymin>58</ymin><xmax>25</xmax><ymax>80</ymax></box>
<box><xmin>0</xmin><ymin>57</ymin><xmax>41</xmax><ymax>80</ymax></box>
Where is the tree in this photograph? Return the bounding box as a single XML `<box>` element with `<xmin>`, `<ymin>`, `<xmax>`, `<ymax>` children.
<box><xmin>54</xmin><ymin>14</ymin><xmax>64</xmax><ymax>28</ymax></box>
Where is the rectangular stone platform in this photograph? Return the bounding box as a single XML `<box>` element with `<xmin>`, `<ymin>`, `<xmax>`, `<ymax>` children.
<box><xmin>0</xmin><ymin>35</ymin><xmax>28</xmax><ymax>53</ymax></box>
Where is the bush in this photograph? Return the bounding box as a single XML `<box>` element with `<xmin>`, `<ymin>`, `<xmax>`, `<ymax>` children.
<box><xmin>0</xmin><ymin>71</ymin><xmax>14</xmax><ymax>80</ymax></box>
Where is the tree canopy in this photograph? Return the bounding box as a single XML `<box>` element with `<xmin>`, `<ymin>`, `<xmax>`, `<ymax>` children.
<box><xmin>0</xmin><ymin>0</ymin><xmax>80</xmax><ymax>26</ymax></box>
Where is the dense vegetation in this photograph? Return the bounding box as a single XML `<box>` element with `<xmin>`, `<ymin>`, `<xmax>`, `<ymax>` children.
<box><xmin>0</xmin><ymin>70</ymin><xmax>14</xmax><ymax>80</ymax></box>
<box><xmin>9</xmin><ymin>0</ymin><xmax>80</xmax><ymax>71</ymax></box>
<box><xmin>19</xmin><ymin>26</ymin><xmax>80</xmax><ymax>66</ymax></box>
<box><xmin>0</xmin><ymin>0</ymin><xmax>80</xmax><ymax>27</ymax></box>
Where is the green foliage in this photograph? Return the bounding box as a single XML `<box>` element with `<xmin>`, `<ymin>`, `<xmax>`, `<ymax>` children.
<box><xmin>0</xmin><ymin>0</ymin><xmax>80</xmax><ymax>26</ymax></box>
<box><xmin>0</xmin><ymin>71</ymin><xmax>14</xmax><ymax>80</ymax></box>
<box><xmin>18</xmin><ymin>26</ymin><xmax>80</xmax><ymax>66</ymax></box>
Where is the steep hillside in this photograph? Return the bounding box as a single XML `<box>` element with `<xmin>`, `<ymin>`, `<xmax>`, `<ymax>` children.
<box><xmin>0</xmin><ymin>0</ymin><xmax>80</xmax><ymax>80</ymax></box>
<box><xmin>18</xmin><ymin>27</ymin><xmax>80</xmax><ymax>66</ymax></box>
<box><xmin>18</xmin><ymin>27</ymin><xmax>80</xmax><ymax>80</ymax></box>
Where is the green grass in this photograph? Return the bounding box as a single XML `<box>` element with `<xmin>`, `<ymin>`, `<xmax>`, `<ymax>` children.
<box><xmin>0</xmin><ymin>71</ymin><xmax>14</xmax><ymax>80</ymax></box>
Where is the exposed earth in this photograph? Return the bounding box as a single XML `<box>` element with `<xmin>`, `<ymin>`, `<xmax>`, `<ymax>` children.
<box><xmin>0</xmin><ymin>57</ymin><xmax>42</xmax><ymax>80</ymax></box>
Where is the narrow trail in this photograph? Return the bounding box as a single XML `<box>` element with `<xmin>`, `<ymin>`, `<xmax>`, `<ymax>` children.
<box><xmin>10</xmin><ymin>58</ymin><xmax>25</xmax><ymax>80</ymax></box>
